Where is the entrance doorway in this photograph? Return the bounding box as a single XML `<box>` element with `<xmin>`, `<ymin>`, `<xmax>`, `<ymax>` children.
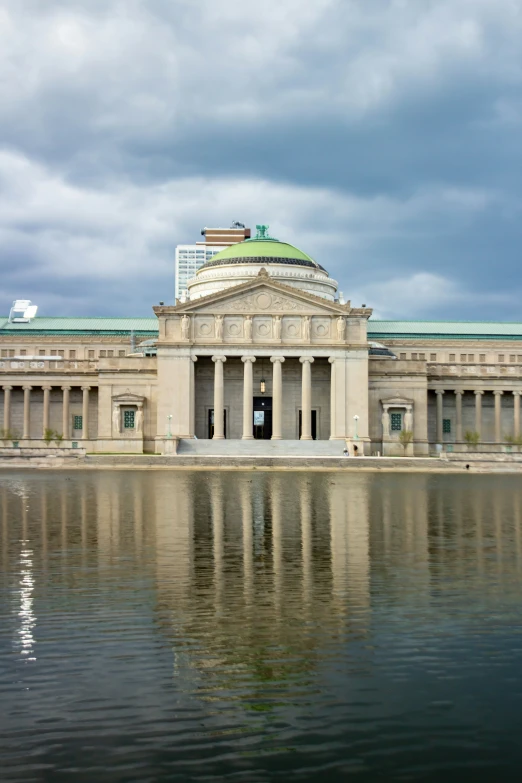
<box><xmin>208</xmin><ymin>409</ymin><xmax>227</xmax><ymax>439</ymax></box>
<box><xmin>253</xmin><ymin>397</ymin><xmax>272</xmax><ymax>439</ymax></box>
<box><xmin>298</xmin><ymin>409</ymin><xmax>317</xmax><ymax>440</ymax></box>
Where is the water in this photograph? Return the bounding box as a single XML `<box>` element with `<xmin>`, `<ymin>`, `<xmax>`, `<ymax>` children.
<box><xmin>1</xmin><ymin>470</ymin><xmax>522</xmax><ymax>782</ymax></box>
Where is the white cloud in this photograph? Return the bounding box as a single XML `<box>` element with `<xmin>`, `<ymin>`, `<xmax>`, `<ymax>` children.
<box><xmin>353</xmin><ymin>271</ymin><xmax>516</xmax><ymax>319</ymax></box>
<box><xmin>0</xmin><ymin>148</ymin><xmax>503</xmax><ymax>314</ymax></box>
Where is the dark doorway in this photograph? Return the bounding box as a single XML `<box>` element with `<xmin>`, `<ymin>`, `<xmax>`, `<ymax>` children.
<box><xmin>208</xmin><ymin>409</ymin><xmax>227</xmax><ymax>439</ymax></box>
<box><xmin>298</xmin><ymin>409</ymin><xmax>317</xmax><ymax>440</ymax></box>
<box><xmin>253</xmin><ymin>397</ymin><xmax>272</xmax><ymax>439</ymax></box>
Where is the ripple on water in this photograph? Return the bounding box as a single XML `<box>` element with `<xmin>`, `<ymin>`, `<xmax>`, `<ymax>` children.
<box><xmin>1</xmin><ymin>470</ymin><xmax>522</xmax><ymax>781</ymax></box>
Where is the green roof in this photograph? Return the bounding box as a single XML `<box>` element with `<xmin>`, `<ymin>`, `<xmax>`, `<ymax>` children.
<box><xmin>199</xmin><ymin>238</ymin><xmax>326</xmax><ymax>271</ymax></box>
<box><xmin>0</xmin><ymin>317</ymin><xmax>159</xmax><ymax>336</ymax></box>
<box><xmin>368</xmin><ymin>320</ymin><xmax>522</xmax><ymax>340</ymax></box>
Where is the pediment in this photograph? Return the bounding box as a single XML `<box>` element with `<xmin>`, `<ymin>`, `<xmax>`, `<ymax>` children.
<box><xmin>180</xmin><ymin>278</ymin><xmax>347</xmax><ymax>316</ymax></box>
<box><xmin>381</xmin><ymin>396</ymin><xmax>414</xmax><ymax>406</ymax></box>
<box><xmin>112</xmin><ymin>390</ymin><xmax>145</xmax><ymax>404</ymax></box>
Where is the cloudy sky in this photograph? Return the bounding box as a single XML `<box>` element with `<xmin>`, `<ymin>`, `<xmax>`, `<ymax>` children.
<box><xmin>1</xmin><ymin>0</ymin><xmax>521</xmax><ymax>320</ymax></box>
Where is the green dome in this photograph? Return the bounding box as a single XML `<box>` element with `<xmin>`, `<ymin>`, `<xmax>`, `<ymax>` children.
<box><xmin>198</xmin><ymin>236</ymin><xmax>327</xmax><ymax>273</ymax></box>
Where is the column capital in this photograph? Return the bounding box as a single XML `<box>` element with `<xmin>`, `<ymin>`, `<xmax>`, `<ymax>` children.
<box><xmin>328</xmin><ymin>356</ymin><xmax>336</xmax><ymax>364</ymax></box>
<box><xmin>2</xmin><ymin>385</ymin><xmax>13</xmax><ymax>391</ymax></box>
<box><xmin>513</xmin><ymin>390</ymin><xmax>522</xmax><ymax>397</ymax></box>
<box><xmin>41</xmin><ymin>384</ymin><xmax>52</xmax><ymax>391</ymax></box>
<box><xmin>493</xmin><ymin>390</ymin><xmax>504</xmax><ymax>397</ymax></box>
<box><xmin>474</xmin><ymin>389</ymin><xmax>485</xmax><ymax>396</ymax></box>
<box><xmin>270</xmin><ymin>356</ymin><xmax>285</xmax><ymax>364</ymax></box>
<box><xmin>81</xmin><ymin>385</ymin><xmax>91</xmax><ymax>392</ymax></box>
<box><xmin>22</xmin><ymin>385</ymin><xmax>32</xmax><ymax>391</ymax></box>
<box><xmin>191</xmin><ymin>356</ymin><xmax>198</xmax><ymax>363</ymax></box>
<box><xmin>61</xmin><ymin>385</ymin><xmax>72</xmax><ymax>391</ymax></box>
<box><xmin>435</xmin><ymin>389</ymin><xmax>445</xmax><ymax>396</ymax></box>
<box><xmin>299</xmin><ymin>356</ymin><xmax>314</xmax><ymax>364</ymax></box>
<box><xmin>454</xmin><ymin>389</ymin><xmax>464</xmax><ymax>396</ymax></box>
<box><xmin>212</xmin><ymin>355</ymin><xmax>227</xmax><ymax>364</ymax></box>
<box><xmin>241</xmin><ymin>356</ymin><xmax>256</xmax><ymax>364</ymax></box>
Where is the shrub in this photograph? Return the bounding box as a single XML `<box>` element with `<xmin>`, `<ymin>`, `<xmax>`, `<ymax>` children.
<box><xmin>464</xmin><ymin>430</ymin><xmax>480</xmax><ymax>447</ymax></box>
<box><xmin>399</xmin><ymin>430</ymin><xmax>413</xmax><ymax>454</ymax></box>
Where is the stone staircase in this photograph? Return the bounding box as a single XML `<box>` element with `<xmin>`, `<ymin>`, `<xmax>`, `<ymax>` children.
<box><xmin>177</xmin><ymin>438</ymin><xmax>346</xmax><ymax>457</ymax></box>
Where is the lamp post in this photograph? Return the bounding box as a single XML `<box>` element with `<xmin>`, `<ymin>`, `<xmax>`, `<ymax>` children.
<box><xmin>353</xmin><ymin>414</ymin><xmax>359</xmax><ymax>440</ymax></box>
<box><xmin>167</xmin><ymin>414</ymin><xmax>173</xmax><ymax>439</ymax></box>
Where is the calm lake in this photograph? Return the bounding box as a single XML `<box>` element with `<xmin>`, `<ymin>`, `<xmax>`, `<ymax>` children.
<box><xmin>1</xmin><ymin>470</ymin><xmax>522</xmax><ymax>782</ymax></box>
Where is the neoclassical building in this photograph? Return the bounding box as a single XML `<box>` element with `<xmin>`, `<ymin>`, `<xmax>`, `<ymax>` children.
<box><xmin>1</xmin><ymin>227</ymin><xmax>522</xmax><ymax>456</ymax></box>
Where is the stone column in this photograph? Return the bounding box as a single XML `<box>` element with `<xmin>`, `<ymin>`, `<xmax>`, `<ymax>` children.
<box><xmin>474</xmin><ymin>390</ymin><xmax>484</xmax><ymax>437</ymax></box>
<box><xmin>435</xmin><ymin>390</ymin><xmax>444</xmax><ymax>442</ymax></box>
<box><xmin>513</xmin><ymin>391</ymin><xmax>521</xmax><ymax>439</ymax></box>
<box><xmin>2</xmin><ymin>386</ymin><xmax>12</xmax><ymax>432</ymax></box>
<box><xmin>455</xmin><ymin>390</ymin><xmax>463</xmax><ymax>442</ymax></box>
<box><xmin>61</xmin><ymin>386</ymin><xmax>71</xmax><ymax>439</ymax></box>
<box><xmin>190</xmin><ymin>357</ymin><xmax>197</xmax><ymax>437</ymax></box>
<box><xmin>23</xmin><ymin>385</ymin><xmax>32</xmax><ymax>439</ymax></box>
<box><xmin>300</xmin><ymin>357</ymin><xmax>314</xmax><ymax>440</ymax></box>
<box><xmin>81</xmin><ymin>386</ymin><xmax>90</xmax><ymax>440</ymax></box>
<box><xmin>212</xmin><ymin>356</ymin><xmax>226</xmax><ymax>439</ymax></box>
<box><xmin>494</xmin><ymin>390</ymin><xmax>503</xmax><ymax>443</ymax></box>
<box><xmin>328</xmin><ymin>357</ymin><xmax>336</xmax><ymax>440</ymax></box>
<box><xmin>42</xmin><ymin>385</ymin><xmax>52</xmax><ymax>437</ymax></box>
<box><xmin>271</xmin><ymin>357</ymin><xmax>285</xmax><ymax>440</ymax></box>
<box><xmin>241</xmin><ymin>356</ymin><xmax>256</xmax><ymax>440</ymax></box>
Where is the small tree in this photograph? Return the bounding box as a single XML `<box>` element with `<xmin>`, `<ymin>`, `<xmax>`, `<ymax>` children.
<box><xmin>464</xmin><ymin>430</ymin><xmax>480</xmax><ymax>449</ymax></box>
<box><xmin>0</xmin><ymin>428</ymin><xmax>19</xmax><ymax>445</ymax></box>
<box><xmin>399</xmin><ymin>430</ymin><xmax>414</xmax><ymax>455</ymax></box>
<box><xmin>53</xmin><ymin>432</ymin><xmax>64</xmax><ymax>445</ymax></box>
<box><xmin>43</xmin><ymin>428</ymin><xmax>54</xmax><ymax>446</ymax></box>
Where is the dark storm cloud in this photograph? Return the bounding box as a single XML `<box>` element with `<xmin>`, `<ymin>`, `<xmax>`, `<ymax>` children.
<box><xmin>0</xmin><ymin>0</ymin><xmax>522</xmax><ymax>317</ymax></box>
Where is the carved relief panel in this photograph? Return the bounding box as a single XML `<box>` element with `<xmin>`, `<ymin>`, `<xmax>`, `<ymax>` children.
<box><xmin>283</xmin><ymin>317</ymin><xmax>302</xmax><ymax>341</ymax></box>
<box><xmin>254</xmin><ymin>318</ymin><xmax>272</xmax><ymax>341</ymax></box>
<box><xmin>313</xmin><ymin>317</ymin><xmax>332</xmax><ymax>341</ymax></box>
<box><xmin>194</xmin><ymin>316</ymin><xmax>214</xmax><ymax>341</ymax></box>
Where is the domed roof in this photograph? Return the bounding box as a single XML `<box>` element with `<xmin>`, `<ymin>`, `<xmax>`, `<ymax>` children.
<box><xmin>198</xmin><ymin>225</ymin><xmax>327</xmax><ymax>273</ymax></box>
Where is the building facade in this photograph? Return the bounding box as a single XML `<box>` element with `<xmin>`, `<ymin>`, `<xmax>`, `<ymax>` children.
<box><xmin>1</xmin><ymin>227</ymin><xmax>522</xmax><ymax>456</ymax></box>
<box><xmin>175</xmin><ymin>222</ymin><xmax>251</xmax><ymax>300</ymax></box>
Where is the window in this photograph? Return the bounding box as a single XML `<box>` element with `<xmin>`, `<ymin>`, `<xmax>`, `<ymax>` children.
<box><xmin>69</xmin><ymin>350</ymin><xmax>76</xmax><ymax>359</ymax></box>
<box><xmin>107</xmin><ymin>350</ymin><xmax>114</xmax><ymax>357</ymax></box>
<box><xmin>449</xmin><ymin>354</ymin><xmax>456</xmax><ymax>362</ymax></box>
<box><xmin>510</xmin><ymin>355</ymin><xmax>516</xmax><ymax>363</ymax></box>
<box><xmin>480</xmin><ymin>354</ymin><xmax>486</xmax><ymax>362</ymax></box>
<box><xmin>124</xmin><ymin>410</ymin><xmax>135</xmax><ymax>429</ymax></box>
<box><xmin>119</xmin><ymin>350</ymin><xmax>125</xmax><ymax>357</ymax></box>
<box><xmin>430</xmin><ymin>353</ymin><xmax>437</xmax><ymax>361</ymax></box>
<box><xmin>400</xmin><ymin>353</ymin><xmax>406</xmax><ymax>360</ymax></box>
<box><xmin>518</xmin><ymin>356</ymin><xmax>522</xmax><ymax>363</ymax></box>
<box><xmin>58</xmin><ymin>350</ymin><xmax>65</xmax><ymax>357</ymax></box>
<box><xmin>99</xmin><ymin>350</ymin><xmax>106</xmax><ymax>358</ymax></box>
<box><xmin>499</xmin><ymin>354</ymin><xmax>505</xmax><ymax>363</ymax></box>
<box><xmin>419</xmin><ymin>353</ymin><xmax>426</xmax><ymax>361</ymax></box>
<box><xmin>39</xmin><ymin>349</ymin><xmax>46</xmax><ymax>356</ymax></box>
<box><xmin>1</xmin><ymin>349</ymin><xmax>7</xmax><ymax>357</ymax></box>
<box><xmin>19</xmin><ymin>349</ymin><xmax>26</xmax><ymax>356</ymax></box>
<box><xmin>443</xmin><ymin>419</ymin><xmax>451</xmax><ymax>434</ymax></box>
<box><xmin>390</xmin><ymin>413</ymin><xmax>402</xmax><ymax>431</ymax></box>
<box><xmin>73</xmin><ymin>415</ymin><xmax>83</xmax><ymax>431</ymax></box>
<box><xmin>460</xmin><ymin>354</ymin><xmax>466</xmax><ymax>362</ymax></box>
<box><xmin>468</xmin><ymin>354</ymin><xmax>474</xmax><ymax>362</ymax></box>
<box><xmin>88</xmin><ymin>350</ymin><xmax>94</xmax><ymax>359</ymax></box>
<box><xmin>411</xmin><ymin>353</ymin><xmax>418</xmax><ymax>360</ymax></box>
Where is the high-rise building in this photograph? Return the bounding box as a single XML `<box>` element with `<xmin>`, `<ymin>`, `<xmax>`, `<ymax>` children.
<box><xmin>175</xmin><ymin>222</ymin><xmax>251</xmax><ymax>300</ymax></box>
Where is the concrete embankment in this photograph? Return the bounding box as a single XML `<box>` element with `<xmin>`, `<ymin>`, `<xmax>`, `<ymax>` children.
<box><xmin>2</xmin><ymin>450</ymin><xmax>522</xmax><ymax>472</ymax></box>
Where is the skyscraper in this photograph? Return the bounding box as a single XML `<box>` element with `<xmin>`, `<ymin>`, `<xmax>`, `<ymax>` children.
<box><xmin>175</xmin><ymin>222</ymin><xmax>251</xmax><ymax>300</ymax></box>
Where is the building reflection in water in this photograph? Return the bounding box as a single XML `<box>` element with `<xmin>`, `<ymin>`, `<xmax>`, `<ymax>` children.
<box><xmin>2</xmin><ymin>471</ymin><xmax>522</xmax><ymax>704</ymax></box>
